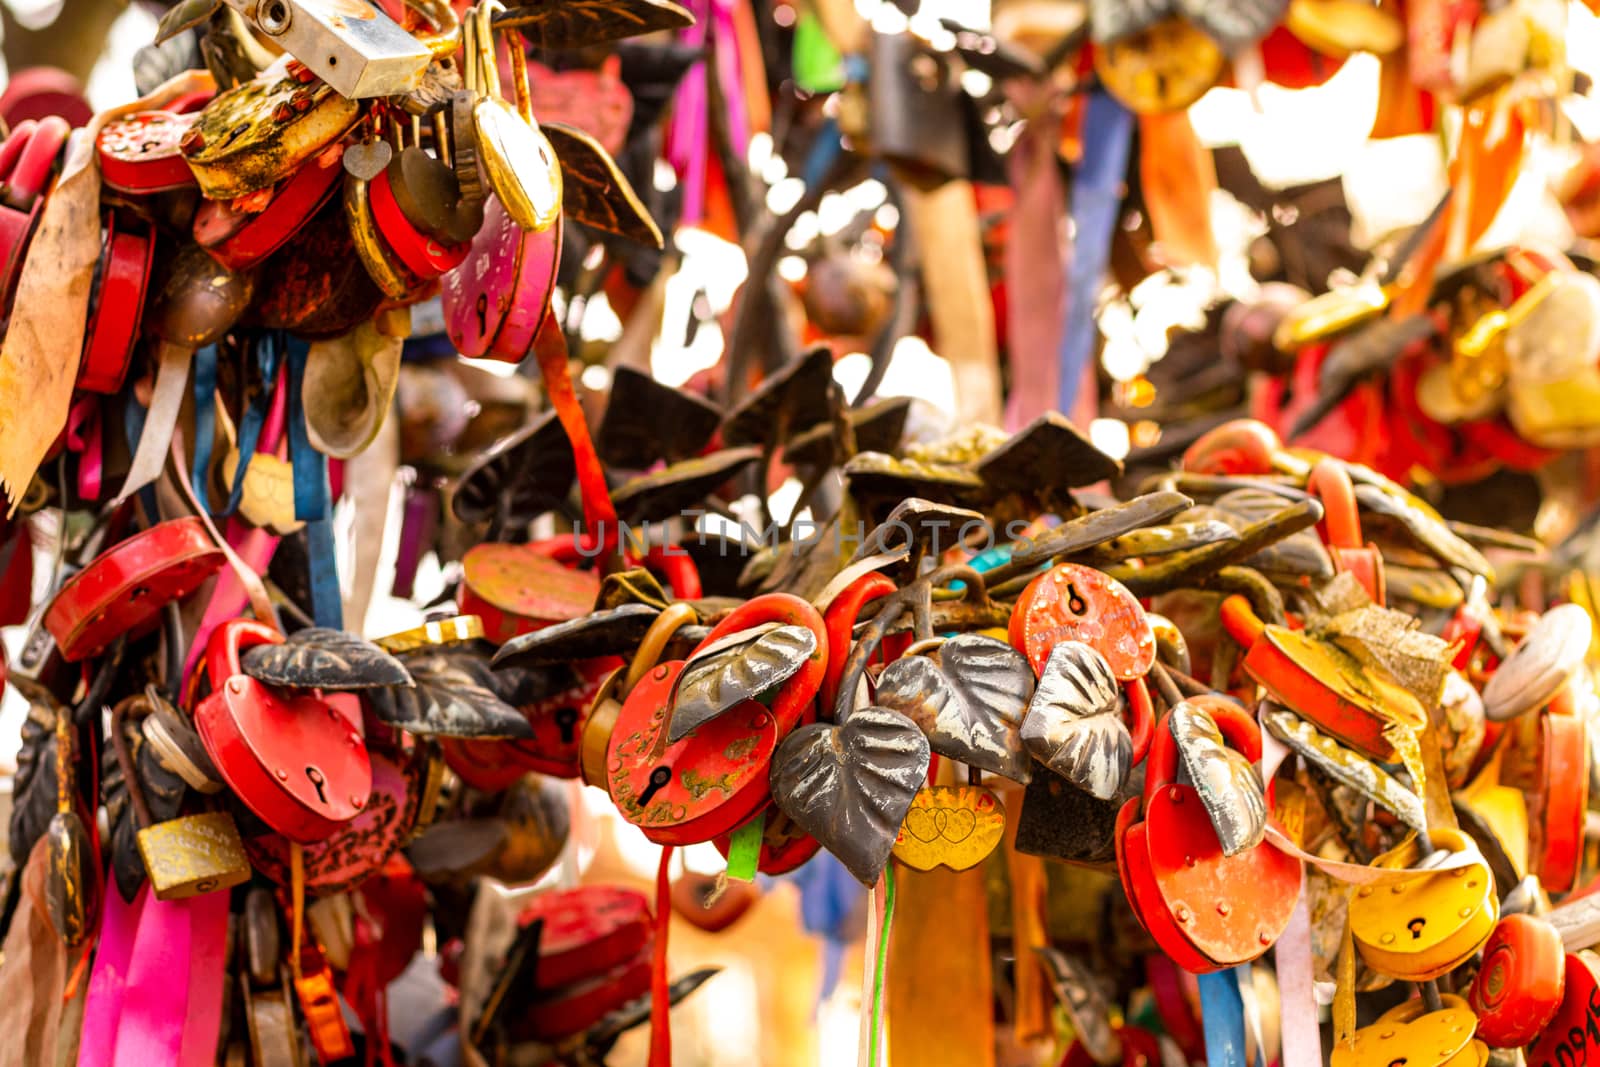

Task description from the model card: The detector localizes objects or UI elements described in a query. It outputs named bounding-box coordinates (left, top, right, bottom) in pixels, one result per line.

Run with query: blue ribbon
left=284, top=334, right=343, bottom=630
left=1198, top=968, right=1250, bottom=1067
left=223, top=335, right=285, bottom=518
left=1058, top=91, right=1134, bottom=416
left=189, top=344, right=219, bottom=503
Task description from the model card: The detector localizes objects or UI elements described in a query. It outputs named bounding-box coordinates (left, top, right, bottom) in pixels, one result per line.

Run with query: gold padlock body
left=1350, top=830, right=1499, bottom=981
left=137, top=811, right=252, bottom=901
left=580, top=670, right=625, bottom=792
left=1332, top=994, right=1487, bottom=1067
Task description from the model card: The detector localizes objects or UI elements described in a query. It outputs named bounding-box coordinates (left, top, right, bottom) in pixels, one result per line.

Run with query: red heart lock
left=193, top=143, right=346, bottom=271
left=76, top=211, right=156, bottom=395
left=714, top=805, right=822, bottom=876
left=609, top=593, right=827, bottom=845
left=1470, top=914, right=1566, bottom=1047
left=458, top=541, right=603, bottom=645
left=96, top=110, right=199, bottom=194
left=44, top=517, right=227, bottom=662
left=1526, top=953, right=1600, bottom=1067
left=1307, top=458, right=1386, bottom=604
left=516, top=886, right=654, bottom=989
left=1116, top=705, right=1301, bottom=971
left=194, top=620, right=373, bottom=844
left=1010, top=562, right=1156, bottom=682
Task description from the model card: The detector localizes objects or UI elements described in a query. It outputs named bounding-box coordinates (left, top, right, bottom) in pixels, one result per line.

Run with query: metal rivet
left=1169, top=787, right=1183, bottom=802
left=655, top=665, right=669, bottom=679
left=275, top=768, right=288, bottom=780
left=1459, top=907, right=1472, bottom=918
left=1217, top=902, right=1231, bottom=916
left=1358, top=886, right=1372, bottom=897
left=229, top=679, right=244, bottom=693
left=1259, top=930, right=1272, bottom=945
left=1174, top=905, right=1190, bottom=922
left=350, top=795, right=364, bottom=808
left=1380, top=932, right=1395, bottom=944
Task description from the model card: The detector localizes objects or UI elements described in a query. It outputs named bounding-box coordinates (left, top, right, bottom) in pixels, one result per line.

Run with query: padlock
left=579, top=603, right=699, bottom=789
left=671, top=869, right=759, bottom=932
left=1010, top=562, right=1157, bottom=681
left=891, top=784, right=1006, bottom=872
left=1331, top=993, right=1486, bottom=1067
left=868, top=31, right=970, bottom=184
left=192, top=139, right=345, bottom=271
left=219, top=0, right=434, bottom=100
left=290, top=935, right=355, bottom=1062
left=0, top=115, right=70, bottom=314
left=1469, top=914, right=1566, bottom=1047
left=1481, top=603, right=1592, bottom=722
left=96, top=109, right=200, bottom=194
left=1527, top=706, right=1590, bottom=893
left=76, top=211, right=156, bottom=396
left=1349, top=829, right=1499, bottom=981
left=44, top=703, right=98, bottom=947
left=713, top=806, right=821, bottom=876
left=610, top=594, right=828, bottom=845
left=249, top=196, right=385, bottom=337
left=461, top=1, right=562, bottom=234
left=43, top=517, right=227, bottom=663
left=1307, top=457, right=1386, bottom=603
left=343, top=154, right=426, bottom=302
left=1093, top=17, right=1225, bottom=114
left=458, top=542, right=602, bottom=644
left=1221, top=594, right=1427, bottom=761
left=109, top=695, right=250, bottom=900
left=515, top=885, right=654, bottom=989
left=440, top=188, right=562, bottom=362
left=193, top=619, right=373, bottom=844
left=1525, top=952, right=1600, bottom=1067
left=1505, top=270, right=1600, bottom=449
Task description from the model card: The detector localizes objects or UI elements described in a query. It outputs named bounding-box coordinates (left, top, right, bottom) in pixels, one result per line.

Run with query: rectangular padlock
left=136, top=810, right=252, bottom=900
left=221, top=0, right=432, bottom=99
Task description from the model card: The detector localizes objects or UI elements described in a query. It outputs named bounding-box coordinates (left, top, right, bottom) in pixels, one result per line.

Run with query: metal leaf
left=493, top=0, right=694, bottom=48
left=599, top=366, right=723, bottom=469
left=1262, top=706, right=1425, bottom=832
left=155, top=0, right=220, bottom=44
left=452, top=411, right=576, bottom=528
left=977, top=412, right=1122, bottom=493
left=1020, top=642, right=1130, bottom=801
left=720, top=347, right=837, bottom=448
left=770, top=706, right=930, bottom=886
left=843, top=452, right=985, bottom=507
left=667, top=625, right=817, bottom=742
left=1089, top=0, right=1175, bottom=44
left=493, top=604, right=660, bottom=670
left=369, top=651, right=533, bottom=739
left=9, top=700, right=58, bottom=870
left=874, top=635, right=1034, bottom=781
left=609, top=446, right=763, bottom=524
left=1175, top=0, right=1287, bottom=52
left=543, top=123, right=663, bottom=247
left=1351, top=480, right=1493, bottom=580
left=1168, top=702, right=1266, bottom=856
left=242, top=627, right=411, bottom=690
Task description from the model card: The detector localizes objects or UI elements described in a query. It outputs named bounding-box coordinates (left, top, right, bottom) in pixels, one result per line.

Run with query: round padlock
left=1010, top=562, right=1156, bottom=681
left=458, top=542, right=602, bottom=644
left=1526, top=953, right=1600, bottom=1067
left=1482, top=603, right=1592, bottom=722
left=97, top=110, right=199, bottom=194
left=1093, top=18, right=1224, bottom=115
left=1469, top=914, right=1566, bottom=1047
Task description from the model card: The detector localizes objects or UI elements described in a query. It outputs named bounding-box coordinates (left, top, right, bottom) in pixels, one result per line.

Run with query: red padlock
left=515, top=886, right=654, bottom=989
left=518, top=948, right=653, bottom=1041
left=1307, top=458, right=1385, bottom=603
left=1009, top=562, right=1156, bottom=681
left=77, top=211, right=156, bottom=395
left=194, top=620, right=373, bottom=844
left=96, top=110, right=200, bottom=194
left=367, top=168, right=470, bottom=279
left=1525, top=953, right=1600, bottom=1067
left=713, top=805, right=822, bottom=875
left=1116, top=706, right=1302, bottom=972
left=609, top=593, right=827, bottom=846
left=0, top=115, right=69, bottom=310
left=44, top=517, right=226, bottom=662
left=458, top=541, right=602, bottom=645
left=192, top=143, right=345, bottom=271
left=1469, top=914, right=1566, bottom=1047
left=1531, top=707, right=1590, bottom=894
left=820, top=571, right=898, bottom=713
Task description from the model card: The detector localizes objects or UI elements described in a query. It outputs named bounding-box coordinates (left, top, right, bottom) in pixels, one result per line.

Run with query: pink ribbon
left=666, top=0, right=748, bottom=226
left=65, top=397, right=103, bottom=501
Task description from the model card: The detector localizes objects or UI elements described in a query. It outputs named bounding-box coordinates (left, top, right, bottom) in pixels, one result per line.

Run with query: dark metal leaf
left=1351, top=480, right=1494, bottom=580
left=721, top=347, right=837, bottom=448
left=599, top=366, right=723, bottom=470
left=1168, top=702, right=1266, bottom=856
left=155, top=0, right=220, bottom=44
left=850, top=497, right=988, bottom=563
left=783, top=396, right=912, bottom=469
left=369, top=651, right=533, bottom=739
left=493, top=0, right=694, bottom=49
left=493, top=604, right=660, bottom=670
left=1020, top=642, right=1130, bottom=801
left=586, top=968, right=722, bottom=1057
left=242, top=628, right=411, bottom=690
left=610, top=447, right=763, bottom=524
left=770, top=706, right=930, bottom=885
left=596, top=567, right=673, bottom=611
left=1036, top=948, right=1122, bottom=1067
left=1089, top=0, right=1174, bottom=44
left=9, top=700, right=58, bottom=869
left=1262, top=706, right=1425, bottom=832
left=843, top=452, right=985, bottom=506
left=1205, top=492, right=1334, bottom=580
left=874, top=636, right=1034, bottom=781
left=543, top=122, right=663, bottom=247
left=667, top=625, right=818, bottom=742
left=977, top=412, right=1122, bottom=493
left=452, top=410, right=576, bottom=527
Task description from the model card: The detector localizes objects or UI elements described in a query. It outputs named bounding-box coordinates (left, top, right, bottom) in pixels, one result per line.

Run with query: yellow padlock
left=1331, top=994, right=1487, bottom=1067
left=1350, top=829, right=1499, bottom=981
left=579, top=603, right=699, bottom=790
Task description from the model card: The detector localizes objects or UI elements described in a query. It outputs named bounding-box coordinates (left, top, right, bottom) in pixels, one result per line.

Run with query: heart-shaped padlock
left=1330, top=993, right=1486, bottom=1067
left=458, top=541, right=603, bottom=644
left=1349, top=829, right=1499, bottom=981
left=193, top=620, right=373, bottom=844
left=1010, top=562, right=1157, bottom=681
left=891, top=784, right=1006, bottom=872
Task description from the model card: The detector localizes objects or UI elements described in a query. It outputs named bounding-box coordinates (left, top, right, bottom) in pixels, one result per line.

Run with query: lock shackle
left=821, top=572, right=898, bottom=714
left=1220, top=594, right=1266, bottom=649
left=1182, top=419, right=1303, bottom=478
left=621, top=603, right=698, bottom=698
left=0, top=120, right=38, bottom=186
left=109, top=693, right=156, bottom=830
left=473, top=1, right=503, bottom=104
left=691, top=592, right=828, bottom=723
left=204, top=618, right=284, bottom=697
left=405, top=0, right=462, bottom=58
left=1307, top=458, right=1362, bottom=551
left=6, top=114, right=68, bottom=210
left=1124, top=677, right=1156, bottom=769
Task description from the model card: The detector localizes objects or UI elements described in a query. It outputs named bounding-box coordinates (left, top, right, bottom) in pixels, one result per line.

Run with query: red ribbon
left=650, top=846, right=674, bottom=1067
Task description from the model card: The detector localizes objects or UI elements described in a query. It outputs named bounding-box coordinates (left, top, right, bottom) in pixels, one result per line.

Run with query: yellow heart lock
left=1332, top=994, right=1487, bottom=1067
left=892, top=785, right=1006, bottom=873
left=1350, top=829, right=1499, bottom=982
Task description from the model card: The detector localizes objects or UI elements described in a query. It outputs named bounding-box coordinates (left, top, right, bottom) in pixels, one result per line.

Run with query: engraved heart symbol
left=905, top=807, right=940, bottom=842
left=941, top=807, right=976, bottom=843
left=931, top=809, right=948, bottom=836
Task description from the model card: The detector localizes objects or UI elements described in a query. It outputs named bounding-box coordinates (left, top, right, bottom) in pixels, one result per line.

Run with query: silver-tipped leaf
left=242, top=627, right=412, bottom=690
left=1021, top=642, right=1130, bottom=800
left=874, top=634, right=1034, bottom=781
left=1168, top=701, right=1266, bottom=856
left=667, top=624, right=817, bottom=742
left=1262, top=706, right=1426, bottom=832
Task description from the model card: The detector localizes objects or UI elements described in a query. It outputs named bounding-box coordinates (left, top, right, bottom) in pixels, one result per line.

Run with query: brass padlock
left=44, top=703, right=97, bottom=947
left=112, top=697, right=250, bottom=900
left=579, top=603, right=699, bottom=789
left=1350, top=829, right=1499, bottom=981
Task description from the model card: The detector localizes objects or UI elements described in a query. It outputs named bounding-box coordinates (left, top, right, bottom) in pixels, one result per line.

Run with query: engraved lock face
left=137, top=810, right=251, bottom=900
left=182, top=69, right=360, bottom=200
left=1526, top=953, right=1600, bottom=1067
left=1011, top=563, right=1157, bottom=681
left=891, top=785, right=1006, bottom=872
left=1330, top=994, right=1482, bottom=1067
left=1350, top=834, right=1499, bottom=981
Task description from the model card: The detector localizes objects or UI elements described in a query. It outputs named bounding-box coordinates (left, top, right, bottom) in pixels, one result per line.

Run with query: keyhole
left=305, top=766, right=328, bottom=805
left=1066, top=583, right=1088, bottom=616
left=1407, top=917, right=1426, bottom=940
left=637, top=766, right=671, bottom=806
left=555, top=707, right=578, bottom=744
left=475, top=292, right=489, bottom=338
left=1389, top=1059, right=1408, bottom=1067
